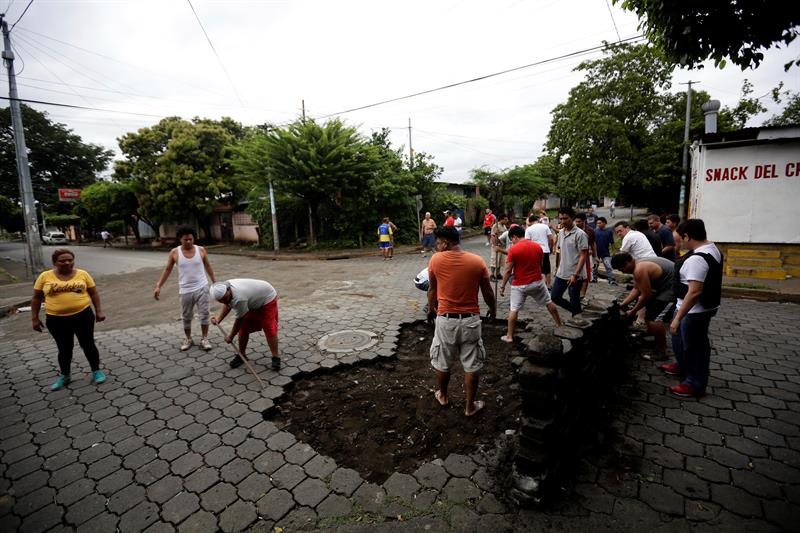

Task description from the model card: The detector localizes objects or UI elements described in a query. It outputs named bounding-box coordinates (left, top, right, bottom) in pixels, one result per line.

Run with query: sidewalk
left=0, top=236, right=797, bottom=531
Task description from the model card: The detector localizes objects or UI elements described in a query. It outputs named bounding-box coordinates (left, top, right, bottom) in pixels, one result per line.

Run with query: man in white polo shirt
left=525, top=214, right=554, bottom=287
left=614, top=220, right=657, bottom=260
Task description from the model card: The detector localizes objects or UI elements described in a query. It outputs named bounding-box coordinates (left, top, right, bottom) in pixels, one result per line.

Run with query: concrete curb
left=1, top=299, right=30, bottom=317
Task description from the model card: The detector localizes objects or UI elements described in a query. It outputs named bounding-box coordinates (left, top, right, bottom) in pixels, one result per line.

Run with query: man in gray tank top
left=611, top=252, right=675, bottom=360
left=154, top=226, right=217, bottom=351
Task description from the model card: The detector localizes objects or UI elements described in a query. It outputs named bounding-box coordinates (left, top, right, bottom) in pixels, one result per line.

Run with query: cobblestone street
left=1, top=237, right=798, bottom=532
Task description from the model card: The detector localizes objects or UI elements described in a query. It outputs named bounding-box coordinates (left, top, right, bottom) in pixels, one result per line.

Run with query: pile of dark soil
left=269, top=320, right=522, bottom=483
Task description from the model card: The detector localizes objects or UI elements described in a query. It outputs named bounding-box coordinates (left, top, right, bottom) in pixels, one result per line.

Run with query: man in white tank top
left=154, top=226, right=217, bottom=351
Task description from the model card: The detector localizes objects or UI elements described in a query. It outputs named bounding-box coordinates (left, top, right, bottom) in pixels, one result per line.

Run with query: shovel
left=214, top=323, right=265, bottom=388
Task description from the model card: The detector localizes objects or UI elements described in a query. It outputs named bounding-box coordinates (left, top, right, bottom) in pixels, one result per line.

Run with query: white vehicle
left=42, top=231, right=67, bottom=245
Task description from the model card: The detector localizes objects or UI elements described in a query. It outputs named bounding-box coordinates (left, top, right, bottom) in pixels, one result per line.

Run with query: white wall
left=691, top=140, right=800, bottom=243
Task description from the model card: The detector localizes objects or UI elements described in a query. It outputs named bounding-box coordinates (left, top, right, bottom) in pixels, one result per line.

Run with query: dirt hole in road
left=268, top=320, right=522, bottom=484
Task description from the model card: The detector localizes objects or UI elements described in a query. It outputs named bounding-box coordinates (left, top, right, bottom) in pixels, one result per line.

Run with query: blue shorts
left=422, top=234, right=436, bottom=248
left=379, top=241, right=393, bottom=249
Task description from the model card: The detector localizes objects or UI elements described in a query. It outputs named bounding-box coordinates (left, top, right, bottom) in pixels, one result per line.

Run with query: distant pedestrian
left=551, top=207, right=588, bottom=317
left=666, top=214, right=682, bottom=257
left=483, top=208, right=496, bottom=246
left=614, top=220, right=657, bottom=260
left=594, top=217, right=617, bottom=285
left=574, top=213, right=597, bottom=299
left=489, top=213, right=509, bottom=280
left=154, top=226, right=217, bottom=352
left=100, top=229, right=112, bottom=248
left=420, top=212, right=437, bottom=256
left=453, top=212, right=463, bottom=233
left=31, top=248, right=107, bottom=391
left=211, top=279, right=281, bottom=370
left=500, top=225, right=562, bottom=342
left=585, top=206, right=598, bottom=229
left=443, top=211, right=455, bottom=227
left=427, top=226, right=496, bottom=416
left=609, top=199, right=615, bottom=218
left=538, top=209, right=550, bottom=227
left=611, top=252, right=675, bottom=360
left=378, top=217, right=394, bottom=260
left=525, top=214, right=554, bottom=287
left=648, top=214, right=676, bottom=261
left=663, top=219, right=723, bottom=398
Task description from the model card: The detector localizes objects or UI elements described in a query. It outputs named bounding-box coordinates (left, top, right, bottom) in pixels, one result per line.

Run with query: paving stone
left=293, top=477, right=330, bottom=507
left=200, top=482, right=238, bottom=513
left=12, top=470, right=49, bottom=497
left=383, top=472, right=420, bottom=501
left=706, top=445, right=750, bottom=469
left=644, top=443, right=685, bottom=469
left=237, top=438, right=267, bottom=460
left=266, top=431, right=296, bottom=452
left=205, top=445, right=237, bottom=467
left=15, top=486, right=56, bottom=517
left=763, top=500, right=800, bottom=531
left=686, top=457, right=730, bottom=483
left=50, top=462, right=87, bottom=489
left=75, top=511, right=118, bottom=533
left=170, top=452, right=203, bottom=476
left=146, top=475, right=184, bottom=504
left=275, top=506, right=317, bottom=531
left=304, top=454, right=337, bottom=479
left=123, top=446, right=158, bottom=470
left=176, top=510, right=217, bottom=533
left=56, top=478, right=96, bottom=506
left=218, top=500, right=258, bottom=533
left=352, top=482, right=387, bottom=514
left=119, top=501, right=159, bottom=533
left=330, top=467, right=363, bottom=496
left=158, top=440, right=189, bottom=462
left=86, top=454, right=122, bottom=480
left=412, top=463, right=449, bottom=489
left=476, top=492, right=507, bottom=514
left=442, top=477, right=481, bottom=504
left=184, top=467, right=220, bottom=493
left=685, top=499, right=722, bottom=522
left=663, top=469, right=710, bottom=499
left=442, top=453, right=477, bottom=478
left=256, top=488, right=295, bottom=521
left=685, top=426, right=724, bottom=446
left=316, top=493, right=352, bottom=519
left=18, top=503, right=62, bottom=533
left=96, top=468, right=133, bottom=496
left=284, top=442, right=316, bottom=465
left=191, top=433, right=221, bottom=454
left=161, top=491, right=200, bottom=525
left=272, top=463, right=308, bottom=491
left=730, top=469, right=783, bottom=499
left=237, top=472, right=273, bottom=501
left=143, top=521, right=175, bottom=533
left=253, top=450, right=285, bottom=475
left=725, top=436, right=769, bottom=458
left=107, top=483, right=146, bottom=515
left=710, top=483, right=763, bottom=517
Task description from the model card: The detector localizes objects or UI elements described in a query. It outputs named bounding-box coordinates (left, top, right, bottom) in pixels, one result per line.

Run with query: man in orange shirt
left=427, top=226, right=497, bottom=416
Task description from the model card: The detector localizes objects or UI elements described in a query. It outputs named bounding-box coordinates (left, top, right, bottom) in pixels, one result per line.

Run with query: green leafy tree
left=74, top=181, right=144, bottom=240
left=545, top=43, right=674, bottom=204
left=616, top=0, right=800, bottom=70
left=115, top=117, right=245, bottom=239
left=764, top=89, right=800, bottom=126
left=0, top=194, right=23, bottom=233
left=0, top=105, right=112, bottom=207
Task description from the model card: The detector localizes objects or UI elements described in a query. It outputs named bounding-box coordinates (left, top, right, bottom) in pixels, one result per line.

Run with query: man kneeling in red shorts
left=210, top=279, right=281, bottom=370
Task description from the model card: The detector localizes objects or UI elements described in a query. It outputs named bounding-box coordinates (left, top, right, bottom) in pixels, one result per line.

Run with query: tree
left=545, top=43, right=674, bottom=204
left=468, top=163, right=552, bottom=220
left=0, top=194, right=23, bottom=233
left=0, top=105, right=112, bottom=207
left=615, top=0, right=800, bottom=70
left=74, top=181, right=144, bottom=241
left=115, top=117, right=246, bottom=239
left=764, top=90, right=800, bottom=126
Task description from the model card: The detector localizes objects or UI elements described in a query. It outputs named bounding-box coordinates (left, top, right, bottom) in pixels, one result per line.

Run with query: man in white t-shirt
left=525, top=214, right=554, bottom=287
left=453, top=213, right=463, bottom=233
left=614, top=220, right=657, bottom=260
left=661, top=219, right=723, bottom=399
left=211, top=279, right=281, bottom=371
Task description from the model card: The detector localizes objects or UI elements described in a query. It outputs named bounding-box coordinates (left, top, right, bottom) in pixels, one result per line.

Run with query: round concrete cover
left=318, top=330, right=379, bottom=353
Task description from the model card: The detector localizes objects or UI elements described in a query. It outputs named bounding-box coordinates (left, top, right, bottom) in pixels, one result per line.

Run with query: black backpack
left=673, top=250, right=724, bottom=309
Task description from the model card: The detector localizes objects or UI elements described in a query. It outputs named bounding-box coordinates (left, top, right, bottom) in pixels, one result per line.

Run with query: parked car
left=42, top=231, right=67, bottom=245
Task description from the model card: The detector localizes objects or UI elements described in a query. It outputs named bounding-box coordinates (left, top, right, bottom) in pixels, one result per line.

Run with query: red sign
left=58, top=189, right=81, bottom=202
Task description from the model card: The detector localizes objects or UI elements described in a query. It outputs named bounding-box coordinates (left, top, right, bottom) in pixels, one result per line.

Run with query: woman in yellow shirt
left=31, top=248, right=107, bottom=391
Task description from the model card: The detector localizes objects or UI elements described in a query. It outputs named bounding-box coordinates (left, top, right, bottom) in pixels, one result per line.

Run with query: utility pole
left=407, top=117, right=414, bottom=169
left=678, top=80, right=699, bottom=219
left=2, top=17, right=44, bottom=276
left=268, top=180, right=279, bottom=253
left=301, top=99, right=306, bottom=121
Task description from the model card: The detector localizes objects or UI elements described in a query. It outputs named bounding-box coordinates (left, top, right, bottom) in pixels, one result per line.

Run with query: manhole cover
left=318, top=330, right=378, bottom=353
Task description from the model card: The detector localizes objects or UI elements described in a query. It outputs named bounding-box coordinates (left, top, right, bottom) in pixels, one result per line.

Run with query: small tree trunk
left=307, top=203, right=316, bottom=245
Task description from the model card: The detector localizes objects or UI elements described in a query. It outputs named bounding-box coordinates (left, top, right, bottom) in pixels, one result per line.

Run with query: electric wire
left=604, top=0, right=622, bottom=42
left=185, top=0, right=245, bottom=106
left=12, top=40, right=93, bottom=106
left=0, top=94, right=169, bottom=118
left=314, top=35, right=643, bottom=120
left=9, top=0, right=31, bottom=30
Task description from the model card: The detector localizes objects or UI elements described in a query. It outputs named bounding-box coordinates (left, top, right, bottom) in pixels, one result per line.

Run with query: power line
left=9, top=0, right=32, bottom=30
left=604, top=0, right=622, bottom=42
left=0, top=94, right=168, bottom=118
left=185, top=0, right=244, bottom=107
left=12, top=40, right=93, bottom=106
left=4, top=0, right=16, bottom=15
left=315, top=35, right=643, bottom=119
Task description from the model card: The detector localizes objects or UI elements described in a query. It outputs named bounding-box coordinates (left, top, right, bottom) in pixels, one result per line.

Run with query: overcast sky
left=2, top=0, right=798, bottom=183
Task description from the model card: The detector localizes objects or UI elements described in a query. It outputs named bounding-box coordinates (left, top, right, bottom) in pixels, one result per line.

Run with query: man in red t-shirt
left=427, top=226, right=497, bottom=417
left=443, top=210, right=455, bottom=227
left=499, top=226, right=562, bottom=342
left=483, top=208, right=496, bottom=246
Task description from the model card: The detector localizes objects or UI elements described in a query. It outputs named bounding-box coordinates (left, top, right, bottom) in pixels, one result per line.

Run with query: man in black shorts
left=611, top=252, right=675, bottom=360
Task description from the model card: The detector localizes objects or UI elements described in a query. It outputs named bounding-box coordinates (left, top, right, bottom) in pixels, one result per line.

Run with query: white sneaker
left=500, top=335, right=513, bottom=343
left=200, top=337, right=212, bottom=351
left=180, top=338, right=193, bottom=351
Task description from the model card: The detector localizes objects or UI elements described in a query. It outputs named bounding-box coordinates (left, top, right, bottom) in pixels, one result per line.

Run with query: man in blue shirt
left=648, top=214, right=676, bottom=261
left=593, top=217, right=617, bottom=285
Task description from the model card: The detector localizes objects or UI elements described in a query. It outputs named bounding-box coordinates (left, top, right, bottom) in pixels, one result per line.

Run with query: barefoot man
left=154, top=226, right=216, bottom=352
left=427, top=226, right=496, bottom=416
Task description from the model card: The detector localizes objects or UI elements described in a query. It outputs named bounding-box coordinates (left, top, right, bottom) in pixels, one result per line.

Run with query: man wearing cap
left=210, top=279, right=281, bottom=370
left=427, top=226, right=496, bottom=417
